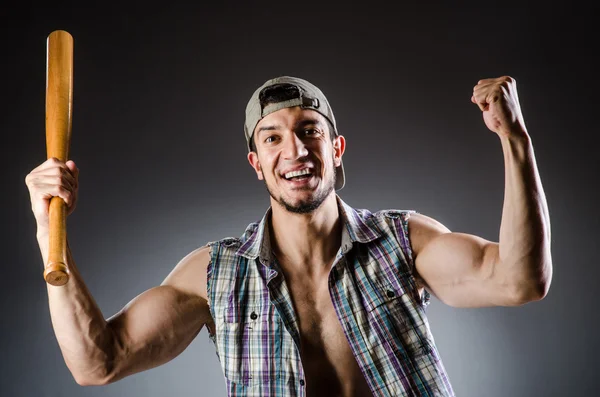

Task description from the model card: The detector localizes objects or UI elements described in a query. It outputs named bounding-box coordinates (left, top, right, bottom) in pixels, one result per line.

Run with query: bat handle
left=44, top=196, right=69, bottom=286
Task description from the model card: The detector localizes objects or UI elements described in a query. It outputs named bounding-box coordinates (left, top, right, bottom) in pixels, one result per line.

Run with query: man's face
left=247, top=107, right=345, bottom=214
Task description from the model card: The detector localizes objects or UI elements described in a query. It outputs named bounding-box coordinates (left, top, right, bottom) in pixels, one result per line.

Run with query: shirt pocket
left=217, top=304, right=282, bottom=386
left=364, top=279, right=433, bottom=360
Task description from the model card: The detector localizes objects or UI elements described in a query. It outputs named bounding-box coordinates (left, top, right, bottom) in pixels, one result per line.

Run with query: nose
left=282, top=133, right=308, bottom=160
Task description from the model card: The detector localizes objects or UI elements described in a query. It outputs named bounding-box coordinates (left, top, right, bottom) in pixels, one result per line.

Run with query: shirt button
left=250, top=311, right=258, bottom=320
left=386, top=290, right=395, bottom=298
left=299, top=379, right=305, bottom=386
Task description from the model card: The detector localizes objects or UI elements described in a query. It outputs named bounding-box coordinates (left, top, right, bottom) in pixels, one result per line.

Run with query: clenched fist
left=25, top=158, right=79, bottom=231
left=471, top=76, right=527, bottom=138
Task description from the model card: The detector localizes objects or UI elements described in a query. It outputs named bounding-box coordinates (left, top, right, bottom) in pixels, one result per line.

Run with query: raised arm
left=26, top=158, right=213, bottom=385
left=408, top=76, right=552, bottom=308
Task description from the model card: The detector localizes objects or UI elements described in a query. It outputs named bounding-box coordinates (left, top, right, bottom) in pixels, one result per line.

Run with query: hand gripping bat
left=44, top=30, right=73, bottom=286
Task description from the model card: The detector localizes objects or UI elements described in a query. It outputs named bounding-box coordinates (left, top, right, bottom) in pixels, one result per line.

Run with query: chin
left=280, top=186, right=334, bottom=214
left=265, top=174, right=336, bottom=214
left=280, top=197, right=324, bottom=214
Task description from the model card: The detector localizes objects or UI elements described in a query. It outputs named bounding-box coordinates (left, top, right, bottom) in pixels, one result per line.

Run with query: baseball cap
left=244, top=76, right=345, bottom=190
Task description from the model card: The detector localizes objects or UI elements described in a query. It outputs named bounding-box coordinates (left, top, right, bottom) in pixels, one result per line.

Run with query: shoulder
left=205, top=220, right=261, bottom=250
left=161, top=245, right=212, bottom=301
left=353, top=207, right=415, bottom=226
left=157, top=218, right=263, bottom=312
left=405, top=213, right=451, bottom=257
left=367, top=208, right=417, bottom=233
left=163, top=221, right=262, bottom=297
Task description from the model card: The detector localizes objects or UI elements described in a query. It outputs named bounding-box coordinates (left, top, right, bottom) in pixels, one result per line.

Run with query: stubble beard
left=264, top=157, right=337, bottom=214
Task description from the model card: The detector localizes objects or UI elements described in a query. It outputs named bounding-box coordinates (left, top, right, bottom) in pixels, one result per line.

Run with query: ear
left=247, top=151, right=264, bottom=180
left=332, top=135, right=346, bottom=167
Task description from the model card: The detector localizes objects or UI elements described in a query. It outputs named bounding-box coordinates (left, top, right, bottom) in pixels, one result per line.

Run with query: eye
left=265, top=135, right=277, bottom=143
left=304, top=128, right=319, bottom=136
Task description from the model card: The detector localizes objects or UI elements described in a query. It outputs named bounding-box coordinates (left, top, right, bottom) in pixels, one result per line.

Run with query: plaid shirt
left=206, top=196, right=454, bottom=396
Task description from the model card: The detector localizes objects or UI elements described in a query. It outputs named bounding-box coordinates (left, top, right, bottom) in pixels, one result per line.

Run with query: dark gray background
left=3, top=2, right=598, bottom=396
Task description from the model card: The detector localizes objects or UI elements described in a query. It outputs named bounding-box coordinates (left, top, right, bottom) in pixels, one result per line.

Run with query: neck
left=269, top=193, right=343, bottom=276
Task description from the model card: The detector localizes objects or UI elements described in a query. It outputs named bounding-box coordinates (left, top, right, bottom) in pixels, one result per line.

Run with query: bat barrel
left=45, top=30, right=73, bottom=286
left=46, top=30, right=73, bottom=160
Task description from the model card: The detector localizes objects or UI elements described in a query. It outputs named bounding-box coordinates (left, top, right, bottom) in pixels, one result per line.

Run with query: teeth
left=284, top=168, right=311, bottom=179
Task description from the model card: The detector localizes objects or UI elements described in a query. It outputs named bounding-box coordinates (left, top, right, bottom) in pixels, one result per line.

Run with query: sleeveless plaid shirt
left=205, top=196, right=455, bottom=396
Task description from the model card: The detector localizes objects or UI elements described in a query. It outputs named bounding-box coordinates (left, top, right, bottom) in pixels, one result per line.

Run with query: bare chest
left=285, top=272, right=373, bottom=397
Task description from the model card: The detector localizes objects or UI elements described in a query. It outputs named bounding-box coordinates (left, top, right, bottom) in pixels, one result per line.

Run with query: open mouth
left=281, top=168, right=314, bottom=183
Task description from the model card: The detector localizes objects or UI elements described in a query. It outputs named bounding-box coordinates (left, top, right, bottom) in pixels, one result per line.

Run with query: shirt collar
left=236, top=195, right=383, bottom=261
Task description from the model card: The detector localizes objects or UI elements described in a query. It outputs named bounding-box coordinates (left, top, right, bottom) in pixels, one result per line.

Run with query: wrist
left=36, top=226, right=49, bottom=241
left=500, top=131, right=533, bottom=163
left=36, top=231, right=50, bottom=266
left=498, top=122, right=529, bottom=142
left=500, top=127, right=531, bottom=145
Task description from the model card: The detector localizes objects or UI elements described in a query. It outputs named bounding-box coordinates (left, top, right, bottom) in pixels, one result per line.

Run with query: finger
left=32, top=166, right=77, bottom=188
left=65, top=160, right=79, bottom=178
left=29, top=157, right=70, bottom=176
left=472, top=82, right=495, bottom=109
left=35, top=183, right=75, bottom=206
left=472, top=91, right=488, bottom=111
left=477, top=78, right=495, bottom=85
left=471, top=95, right=485, bottom=109
left=65, top=160, right=79, bottom=186
left=473, top=80, right=495, bottom=92
left=478, top=77, right=506, bottom=85
left=27, top=171, right=77, bottom=196
left=45, top=157, right=69, bottom=169
left=32, top=159, right=75, bottom=178
left=473, top=82, right=495, bottom=95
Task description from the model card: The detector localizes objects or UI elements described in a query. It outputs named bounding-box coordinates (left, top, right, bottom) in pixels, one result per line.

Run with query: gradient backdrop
left=3, top=2, right=598, bottom=397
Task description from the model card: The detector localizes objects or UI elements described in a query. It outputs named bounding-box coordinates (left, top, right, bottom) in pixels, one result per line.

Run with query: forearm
left=497, top=132, right=552, bottom=301
left=37, top=228, right=116, bottom=385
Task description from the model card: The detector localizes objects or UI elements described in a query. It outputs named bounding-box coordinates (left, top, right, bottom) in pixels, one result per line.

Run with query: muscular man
left=25, top=76, right=552, bottom=396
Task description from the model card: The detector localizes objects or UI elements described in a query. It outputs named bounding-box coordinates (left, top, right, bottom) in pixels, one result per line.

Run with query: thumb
left=472, top=96, right=487, bottom=112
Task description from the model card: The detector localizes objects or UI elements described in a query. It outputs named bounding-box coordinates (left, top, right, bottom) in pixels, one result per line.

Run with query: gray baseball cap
left=244, top=76, right=345, bottom=190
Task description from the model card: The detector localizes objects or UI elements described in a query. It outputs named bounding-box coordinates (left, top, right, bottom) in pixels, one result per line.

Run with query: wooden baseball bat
left=44, top=30, right=73, bottom=286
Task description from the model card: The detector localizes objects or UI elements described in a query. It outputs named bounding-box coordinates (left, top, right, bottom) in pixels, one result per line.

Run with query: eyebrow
left=295, top=118, right=324, bottom=129
left=256, top=118, right=325, bottom=137
left=256, top=124, right=281, bottom=135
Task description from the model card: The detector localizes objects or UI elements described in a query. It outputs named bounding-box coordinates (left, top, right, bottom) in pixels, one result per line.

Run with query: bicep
left=408, top=213, right=509, bottom=308
left=104, top=246, right=212, bottom=382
